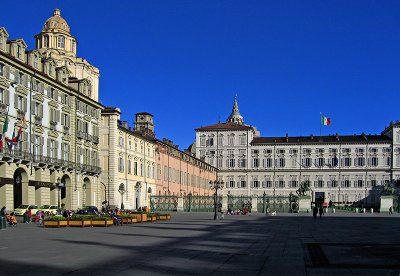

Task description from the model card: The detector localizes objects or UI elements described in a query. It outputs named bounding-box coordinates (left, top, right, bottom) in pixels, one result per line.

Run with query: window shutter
left=54, top=89, right=58, bottom=101
left=23, top=98, right=27, bottom=112
left=56, top=110, right=60, bottom=122
left=14, top=94, right=18, bottom=109
left=47, top=139, right=50, bottom=157
left=39, top=83, right=44, bottom=94
left=60, top=112, right=64, bottom=125
left=5, top=89, right=9, bottom=105
left=14, top=71, right=19, bottom=83
left=39, top=104, right=43, bottom=117
left=4, top=65, right=10, bottom=78
left=31, top=102, right=36, bottom=115
left=22, top=75, right=27, bottom=87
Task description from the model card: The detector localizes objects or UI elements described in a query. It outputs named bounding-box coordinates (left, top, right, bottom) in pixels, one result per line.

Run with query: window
left=357, top=179, right=364, bottom=188
left=58, top=36, right=65, bottom=49
left=238, top=158, right=246, bottom=168
left=277, top=158, right=285, bottom=168
left=315, top=178, right=324, bottom=188
left=277, top=178, right=285, bottom=188
left=264, top=158, right=272, bottom=168
left=317, top=158, right=324, bottom=167
left=239, top=135, right=246, bottom=145
left=17, top=45, right=22, bottom=59
left=218, top=136, right=223, bottom=146
left=140, top=163, right=144, bottom=176
left=134, top=162, right=138, bottom=175
left=385, top=157, right=391, bottom=166
left=369, top=157, right=378, bottom=167
left=383, top=148, right=391, bottom=153
left=252, top=158, right=259, bottom=168
left=61, top=143, right=69, bottom=161
left=228, top=177, right=235, bottom=188
left=252, top=149, right=259, bottom=155
left=119, top=137, right=124, bottom=147
left=228, top=135, right=234, bottom=146
left=303, top=149, right=311, bottom=155
left=227, top=159, right=235, bottom=168
left=239, top=179, right=246, bottom=188
left=302, top=158, right=311, bottom=168
left=48, top=139, right=57, bottom=159
left=264, top=149, right=272, bottom=154
left=355, top=157, right=365, bottom=167
left=343, top=157, right=351, bottom=167
left=0, top=36, right=3, bottom=50
left=33, top=135, right=43, bottom=157
left=263, top=179, right=272, bottom=188
left=118, top=157, right=124, bottom=172
left=206, top=137, right=214, bottom=146
left=356, top=148, right=364, bottom=154
left=14, top=95, right=27, bottom=112
left=290, top=179, right=298, bottom=188
left=44, top=36, right=49, bottom=47
left=0, top=88, right=10, bottom=105
left=329, top=180, right=338, bottom=188
left=200, top=136, right=206, bottom=146
left=217, top=158, right=223, bottom=168
left=277, top=149, right=285, bottom=154
left=128, top=160, right=132, bottom=174
left=342, top=178, right=350, bottom=188
left=342, top=148, right=351, bottom=153
left=252, top=177, right=260, bottom=188
left=329, top=157, right=338, bottom=167
left=316, top=148, right=324, bottom=154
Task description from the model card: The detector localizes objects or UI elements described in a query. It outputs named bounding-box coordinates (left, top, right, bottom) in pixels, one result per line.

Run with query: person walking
left=319, top=205, right=324, bottom=219
left=389, top=206, right=393, bottom=215
left=313, top=205, right=318, bottom=219
left=0, top=206, right=6, bottom=216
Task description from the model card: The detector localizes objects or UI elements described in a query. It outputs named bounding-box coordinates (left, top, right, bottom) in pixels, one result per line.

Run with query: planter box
left=147, top=216, right=156, bottom=222
left=120, top=218, right=130, bottom=224
left=130, top=214, right=147, bottom=222
left=43, top=220, right=68, bottom=228
left=68, top=220, right=92, bottom=227
left=157, top=214, right=171, bottom=220
left=91, top=220, right=113, bottom=227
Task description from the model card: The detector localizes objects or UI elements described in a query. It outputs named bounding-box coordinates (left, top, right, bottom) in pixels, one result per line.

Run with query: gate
left=184, top=195, right=222, bottom=212
left=150, top=195, right=178, bottom=212
left=228, top=195, right=252, bottom=211
left=257, top=194, right=297, bottom=213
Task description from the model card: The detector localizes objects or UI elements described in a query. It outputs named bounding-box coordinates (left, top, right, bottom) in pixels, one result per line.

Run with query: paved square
left=0, top=211, right=400, bottom=275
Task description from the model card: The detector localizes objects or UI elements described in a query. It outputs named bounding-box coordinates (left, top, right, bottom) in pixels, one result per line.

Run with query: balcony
left=17, top=109, right=25, bottom=118
left=63, top=125, right=70, bottom=134
left=77, top=131, right=85, bottom=139
left=92, top=136, right=99, bottom=144
left=0, top=103, right=7, bottom=114
left=85, top=133, right=92, bottom=142
left=50, top=121, right=57, bottom=131
left=1, top=149, right=31, bottom=164
left=34, top=115, right=42, bottom=125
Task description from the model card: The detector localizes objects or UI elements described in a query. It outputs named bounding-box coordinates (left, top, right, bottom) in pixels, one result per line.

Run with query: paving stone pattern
left=0, top=211, right=399, bottom=275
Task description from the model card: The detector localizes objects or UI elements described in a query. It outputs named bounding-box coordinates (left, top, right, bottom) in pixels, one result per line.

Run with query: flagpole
left=319, top=112, right=322, bottom=138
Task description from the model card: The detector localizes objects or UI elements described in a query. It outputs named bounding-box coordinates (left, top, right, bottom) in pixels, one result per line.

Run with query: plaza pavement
left=0, top=211, right=399, bottom=275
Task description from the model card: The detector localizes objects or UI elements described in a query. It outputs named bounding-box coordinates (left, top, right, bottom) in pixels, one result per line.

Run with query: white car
left=13, top=205, right=39, bottom=216
left=38, top=205, right=58, bottom=215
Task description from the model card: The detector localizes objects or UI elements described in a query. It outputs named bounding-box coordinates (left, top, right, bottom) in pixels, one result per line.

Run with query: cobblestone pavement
left=0, top=211, right=399, bottom=275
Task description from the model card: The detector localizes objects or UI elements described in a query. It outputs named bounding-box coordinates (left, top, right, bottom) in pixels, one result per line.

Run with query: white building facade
left=196, top=97, right=399, bottom=207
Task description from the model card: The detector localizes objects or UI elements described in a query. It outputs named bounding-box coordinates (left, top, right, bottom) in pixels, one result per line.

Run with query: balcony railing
left=92, top=136, right=99, bottom=144
left=63, top=126, right=70, bottom=134
left=77, top=131, right=85, bottom=139
left=34, top=115, right=42, bottom=125
left=0, top=103, right=7, bottom=114
left=1, top=151, right=100, bottom=174
left=50, top=121, right=58, bottom=130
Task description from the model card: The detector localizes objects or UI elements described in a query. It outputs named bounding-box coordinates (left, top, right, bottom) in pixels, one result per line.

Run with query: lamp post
left=82, top=183, right=87, bottom=207
left=56, top=177, right=64, bottom=214
left=118, top=183, right=126, bottom=210
left=209, top=179, right=224, bottom=220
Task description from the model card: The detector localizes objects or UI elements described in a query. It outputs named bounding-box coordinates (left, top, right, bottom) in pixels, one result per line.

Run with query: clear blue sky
left=3, top=1, right=400, bottom=148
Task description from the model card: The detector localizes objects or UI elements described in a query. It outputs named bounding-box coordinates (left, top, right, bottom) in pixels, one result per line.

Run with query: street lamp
left=209, top=179, right=224, bottom=220
left=82, top=183, right=87, bottom=207
left=56, top=177, right=64, bottom=214
left=118, top=183, right=126, bottom=210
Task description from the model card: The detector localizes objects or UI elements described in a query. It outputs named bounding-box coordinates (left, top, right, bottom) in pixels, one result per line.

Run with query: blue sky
left=2, top=1, right=400, bottom=148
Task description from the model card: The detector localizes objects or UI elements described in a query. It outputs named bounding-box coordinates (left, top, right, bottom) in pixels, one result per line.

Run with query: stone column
left=0, top=184, right=13, bottom=211
left=251, top=197, right=258, bottom=213
left=177, top=196, right=184, bottom=212
left=221, top=196, right=228, bottom=212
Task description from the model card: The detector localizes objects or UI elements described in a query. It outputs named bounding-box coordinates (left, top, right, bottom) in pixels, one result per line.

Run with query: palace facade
left=0, top=9, right=102, bottom=211
left=195, top=97, right=399, bottom=207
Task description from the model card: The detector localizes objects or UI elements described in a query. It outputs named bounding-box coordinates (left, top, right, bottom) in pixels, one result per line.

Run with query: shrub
left=44, top=216, right=66, bottom=221
left=91, top=216, right=112, bottom=221
left=117, top=214, right=131, bottom=218
left=70, top=214, right=95, bottom=220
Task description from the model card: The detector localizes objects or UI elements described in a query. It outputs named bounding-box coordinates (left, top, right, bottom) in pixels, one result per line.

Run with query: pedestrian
left=389, top=206, right=393, bottom=215
left=0, top=206, right=6, bottom=216
left=27, top=208, right=32, bottom=223
left=313, top=206, right=318, bottom=219
left=319, top=205, right=324, bottom=219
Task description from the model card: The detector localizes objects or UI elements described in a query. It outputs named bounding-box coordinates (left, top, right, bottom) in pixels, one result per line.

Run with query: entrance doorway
left=13, top=171, right=23, bottom=209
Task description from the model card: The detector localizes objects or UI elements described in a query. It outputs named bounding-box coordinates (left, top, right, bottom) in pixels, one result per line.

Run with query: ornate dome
left=42, top=9, right=70, bottom=34
left=227, top=95, right=244, bottom=125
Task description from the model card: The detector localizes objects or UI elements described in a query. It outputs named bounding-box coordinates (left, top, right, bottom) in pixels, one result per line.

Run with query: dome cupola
left=42, top=9, right=71, bottom=34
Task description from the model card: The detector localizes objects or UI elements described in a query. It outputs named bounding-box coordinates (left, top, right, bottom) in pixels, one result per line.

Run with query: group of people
left=313, top=205, right=325, bottom=219
left=226, top=208, right=251, bottom=215
left=1, top=206, right=17, bottom=226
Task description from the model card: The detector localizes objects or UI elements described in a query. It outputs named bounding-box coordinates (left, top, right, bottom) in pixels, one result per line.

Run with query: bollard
left=363, top=208, right=366, bottom=213
left=371, top=208, right=374, bottom=214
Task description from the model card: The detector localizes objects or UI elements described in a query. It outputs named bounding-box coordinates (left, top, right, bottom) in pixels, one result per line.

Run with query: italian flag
left=321, top=115, right=331, bottom=126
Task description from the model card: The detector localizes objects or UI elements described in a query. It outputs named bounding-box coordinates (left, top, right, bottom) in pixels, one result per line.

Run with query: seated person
left=7, top=212, right=17, bottom=226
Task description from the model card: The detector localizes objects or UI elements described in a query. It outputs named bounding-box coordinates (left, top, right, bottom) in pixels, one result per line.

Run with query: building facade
left=0, top=10, right=102, bottom=211
left=99, top=109, right=157, bottom=209
left=155, top=138, right=217, bottom=196
left=195, top=97, right=399, bottom=207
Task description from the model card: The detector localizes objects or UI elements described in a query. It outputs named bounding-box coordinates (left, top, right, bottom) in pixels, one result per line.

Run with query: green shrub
left=91, top=216, right=112, bottom=221
left=70, top=214, right=95, bottom=220
left=44, top=216, right=66, bottom=221
left=117, top=214, right=131, bottom=218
